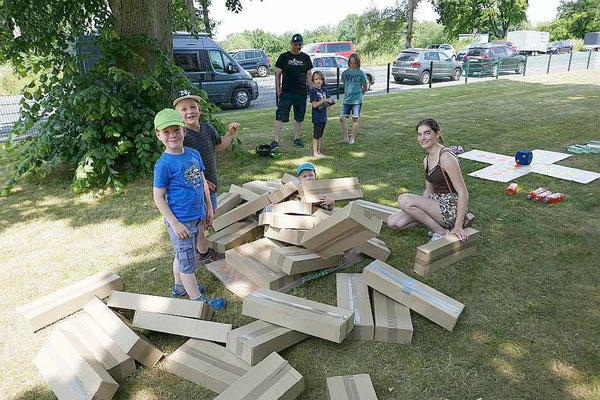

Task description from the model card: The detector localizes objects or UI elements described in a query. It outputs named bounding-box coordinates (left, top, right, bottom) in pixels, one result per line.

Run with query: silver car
left=308, top=53, right=375, bottom=92
left=392, top=49, right=463, bottom=84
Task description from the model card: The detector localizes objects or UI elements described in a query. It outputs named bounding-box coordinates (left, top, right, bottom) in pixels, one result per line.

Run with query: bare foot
left=337, top=139, right=350, bottom=144
left=315, top=153, right=327, bottom=159
left=349, top=138, right=355, bottom=144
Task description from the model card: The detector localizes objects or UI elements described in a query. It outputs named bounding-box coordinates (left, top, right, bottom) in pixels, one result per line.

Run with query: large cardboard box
left=362, top=260, right=464, bottom=331
left=83, top=296, right=164, bottom=367
left=266, top=200, right=313, bottom=215
left=371, top=289, right=413, bottom=344
left=229, top=184, right=260, bottom=202
left=301, top=202, right=383, bottom=259
left=312, top=207, right=334, bottom=224
left=167, top=339, right=251, bottom=394
left=215, top=192, right=241, bottom=218
left=297, top=177, right=362, bottom=203
left=258, top=212, right=317, bottom=230
left=60, top=313, right=136, bottom=381
left=17, top=270, right=123, bottom=332
left=414, top=228, right=479, bottom=276
left=107, top=290, right=212, bottom=320
left=132, top=311, right=231, bottom=343
left=214, top=352, right=304, bottom=400
left=263, top=226, right=306, bottom=246
left=281, top=173, right=298, bottom=185
left=356, top=237, right=391, bottom=262
left=213, top=193, right=271, bottom=231
left=243, top=288, right=354, bottom=343
left=205, top=259, right=258, bottom=299
left=336, top=274, right=374, bottom=341
left=270, top=246, right=344, bottom=275
left=354, top=199, right=399, bottom=224
left=207, top=219, right=263, bottom=253
left=268, top=180, right=298, bottom=204
left=34, top=328, right=119, bottom=400
left=326, top=374, right=378, bottom=400
left=226, top=320, right=308, bottom=366
left=243, top=179, right=283, bottom=195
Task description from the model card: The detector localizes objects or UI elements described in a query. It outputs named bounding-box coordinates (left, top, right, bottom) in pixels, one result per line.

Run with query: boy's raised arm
left=216, top=122, right=240, bottom=151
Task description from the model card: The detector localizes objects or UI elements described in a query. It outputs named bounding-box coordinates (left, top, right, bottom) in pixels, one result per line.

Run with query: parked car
left=464, top=44, right=526, bottom=76
left=426, top=44, right=456, bottom=59
left=308, top=53, right=375, bottom=92
left=456, top=42, right=485, bottom=61
left=583, top=32, right=600, bottom=51
left=228, top=49, right=271, bottom=77
left=489, top=40, right=518, bottom=52
left=546, top=41, right=573, bottom=54
left=302, top=42, right=354, bottom=59
left=392, top=49, right=463, bottom=84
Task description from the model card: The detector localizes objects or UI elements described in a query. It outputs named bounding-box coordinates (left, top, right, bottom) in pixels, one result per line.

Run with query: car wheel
left=232, top=88, right=251, bottom=109
left=451, top=68, right=462, bottom=81
left=491, top=65, right=498, bottom=77
left=257, top=65, right=269, bottom=77
left=394, top=76, right=404, bottom=83
left=515, top=62, right=525, bottom=75
left=419, top=70, right=431, bottom=85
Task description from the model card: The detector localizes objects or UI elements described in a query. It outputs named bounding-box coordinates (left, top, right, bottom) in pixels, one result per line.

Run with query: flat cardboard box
left=206, top=259, right=258, bottom=299
left=207, top=219, right=263, bottom=253
left=281, top=173, right=299, bottom=185
left=214, top=352, right=304, bottom=400
left=60, top=313, right=136, bottom=381
left=34, top=328, right=119, bottom=400
left=258, top=212, right=317, bottom=230
left=414, top=228, right=479, bottom=276
left=356, top=237, right=391, bottom=262
left=17, top=270, right=123, bottom=332
left=242, top=179, right=283, bottom=195
left=113, top=312, right=165, bottom=367
left=371, top=289, right=413, bottom=344
left=354, top=199, right=399, bottom=224
left=362, top=260, right=464, bottom=331
left=107, top=290, right=212, bottom=320
left=213, top=193, right=271, bottom=231
left=267, top=180, right=298, bottom=204
left=297, top=177, right=362, bottom=203
left=229, top=184, right=260, bottom=202
left=270, top=246, right=344, bottom=275
left=326, top=374, right=378, bottom=400
left=215, top=192, right=241, bottom=218
left=336, top=274, right=374, bottom=341
left=266, top=200, right=314, bottom=215
left=84, top=296, right=164, bottom=367
left=227, top=320, right=308, bottom=366
left=312, top=207, right=334, bottom=224
left=167, top=339, right=251, bottom=394
left=301, top=201, right=383, bottom=259
left=133, top=310, right=231, bottom=343
left=243, top=288, right=354, bottom=343
left=263, top=226, right=307, bottom=246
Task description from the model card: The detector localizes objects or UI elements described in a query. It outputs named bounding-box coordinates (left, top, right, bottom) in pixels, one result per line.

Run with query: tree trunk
left=199, top=0, right=212, bottom=37
left=186, top=0, right=198, bottom=32
left=405, top=0, right=418, bottom=48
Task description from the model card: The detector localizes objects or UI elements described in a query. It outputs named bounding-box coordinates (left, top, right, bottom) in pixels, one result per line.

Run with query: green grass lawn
left=1, top=70, right=599, bottom=400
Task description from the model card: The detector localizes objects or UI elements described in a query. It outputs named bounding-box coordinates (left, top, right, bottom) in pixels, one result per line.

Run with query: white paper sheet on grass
left=531, top=164, right=600, bottom=184
left=468, top=162, right=533, bottom=182
left=530, top=150, right=571, bottom=164
left=459, top=150, right=514, bottom=164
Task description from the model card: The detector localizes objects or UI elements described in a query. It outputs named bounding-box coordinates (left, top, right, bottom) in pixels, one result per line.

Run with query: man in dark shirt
left=272, top=33, right=313, bottom=150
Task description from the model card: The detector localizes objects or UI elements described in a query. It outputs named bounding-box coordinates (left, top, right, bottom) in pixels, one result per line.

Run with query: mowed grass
left=1, top=70, right=599, bottom=400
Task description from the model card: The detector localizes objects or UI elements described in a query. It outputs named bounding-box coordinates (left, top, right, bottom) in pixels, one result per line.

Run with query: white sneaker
left=429, top=230, right=450, bottom=242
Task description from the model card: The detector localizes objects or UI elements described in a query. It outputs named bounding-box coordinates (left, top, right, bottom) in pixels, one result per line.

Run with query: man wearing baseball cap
left=271, top=33, right=313, bottom=150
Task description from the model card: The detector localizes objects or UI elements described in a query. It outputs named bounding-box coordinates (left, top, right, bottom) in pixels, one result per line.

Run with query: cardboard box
left=243, top=288, right=354, bottom=343
left=213, top=193, right=271, bottom=231
left=354, top=199, right=399, bottom=224
left=336, top=274, right=374, bottom=341
left=312, top=207, right=334, bottom=224
left=83, top=296, right=164, bottom=367
left=281, top=173, right=299, bottom=185
left=326, top=374, right=378, bottom=400
left=17, top=270, right=123, bottom=332
left=60, top=313, right=136, bottom=381
left=215, top=192, right=241, bottom=218
left=355, top=237, right=391, bottom=262
left=362, top=260, right=464, bottom=331
left=207, top=219, right=263, bottom=253
left=205, top=259, right=258, bottom=299
left=267, top=180, right=298, bottom=204
left=34, top=328, right=119, bottom=400
left=133, top=311, right=231, bottom=343
left=301, top=202, right=383, bottom=259
left=226, top=320, right=308, bottom=366
left=113, top=312, right=165, bottom=367
left=414, top=228, right=479, bottom=276
left=107, top=290, right=212, bottom=320
left=270, top=246, right=344, bottom=275
left=225, top=238, right=299, bottom=290
left=214, top=352, right=304, bottom=400
left=229, top=184, right=260, bottom=202
left=266, top=200, right=314, bottom=215
left=371, top=289, right=413, bottom=344
left=258, top=212, right=318, bottom=230
left=167, top=339, right=251, bottom=394
left=297, top=177, right=362, bottom=203
left=243, top=179, right=283, bottom=195
left=263, top=226, right=306, bottom=246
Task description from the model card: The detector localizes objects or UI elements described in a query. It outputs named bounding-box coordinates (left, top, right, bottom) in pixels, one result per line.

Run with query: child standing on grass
left=339, top=53, right=368, bottom=144
left=309, top=71, right=334, bottom=158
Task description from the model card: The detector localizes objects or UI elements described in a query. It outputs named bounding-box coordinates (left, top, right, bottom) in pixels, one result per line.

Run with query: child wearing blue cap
left=297, top=163, right=335, bottom=209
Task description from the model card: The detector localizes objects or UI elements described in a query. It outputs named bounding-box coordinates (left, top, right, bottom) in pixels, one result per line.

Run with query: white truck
left=506, top=31, right=550, bottom=55
left=583, top=32, right=600, bottom=51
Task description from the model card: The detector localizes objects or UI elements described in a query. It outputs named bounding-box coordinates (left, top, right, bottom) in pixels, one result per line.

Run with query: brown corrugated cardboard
left=207, top=219, right=263, bottom=253
left=242, top=288, right=354, bottom=343
left=243, top=179, right=283, bottom=195
left=414, top=228, right=479, bottom=276
left=312, top=207, right=334, bottom=224
left=270, top=246, right=344, bottom=275
left=301, top=202, right=383, bottom=259
left=34, top=328, right=119, bottom=400
left=113, top=312, right=165, bottom=368
left=214, top=352, right=304, bottom=400
left=215, top=192, right=241, bottom=218
left=363, top=260, right=464, bottom=331
left=371, top=289, right=413, bottom=344
left=354, top=199, right=399, bottom=224
left=17, top=270, right=123, bottom=332
left=267, top=180, right=298, bottom=204
left=258, top=212, right=317, bottom=230
left=297, top=177, right=362, bottom=203
left=263, top=226, right=306, bottom=246
left=281, top=173, right=299, bottom=185
left=266, top=200, right=313, bottom=215
left=83, top=296, right=164, bottom=367
left=133, top=310, right=231, bottom=343
left=107, top=290, right=212, bottom=320
left=229, top=184, right=260, bottom=202
left=326, top=374, right=378, bottom=400
left=60, top=314, right=136, bottom=381
left=205, top=259, right=258, bottom=299
left=336, top=274, right=374, bottom=341
left=213, top=193, right=271, bottom=231
left=355, top=237, right=391, bottom=261
left=167, top=339, right=251, bottom=394
left=226, top=320, right=308, bottom=366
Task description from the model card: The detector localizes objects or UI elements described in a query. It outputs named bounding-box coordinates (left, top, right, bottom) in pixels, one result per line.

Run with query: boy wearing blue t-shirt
left=309, top=71, right=334, bottom=158
left=339, top=53, right=368, bottom=145
left=152, top=108, right=214, bottom=301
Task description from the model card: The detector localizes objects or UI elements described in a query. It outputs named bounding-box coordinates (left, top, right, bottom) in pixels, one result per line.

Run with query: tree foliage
left=556, top=0, right=600, bottom=39
left=356, top=6, right=407, bottom=54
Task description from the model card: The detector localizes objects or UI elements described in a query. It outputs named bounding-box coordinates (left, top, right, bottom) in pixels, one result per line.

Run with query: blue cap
left=296, top=162, right=316, bottom=176
left=291, top=34, right=303, bottom=44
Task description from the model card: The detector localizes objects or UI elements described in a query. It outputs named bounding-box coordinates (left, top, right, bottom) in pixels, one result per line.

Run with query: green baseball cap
left=154, top=108, right=185, bottom=131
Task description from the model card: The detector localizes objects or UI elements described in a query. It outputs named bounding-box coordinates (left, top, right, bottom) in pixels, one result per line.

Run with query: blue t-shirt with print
left=153, top=147, right=206, bottom=222
left=342, top=68, right=367, bottom=105
left=309, top=87, right=330, bottom=124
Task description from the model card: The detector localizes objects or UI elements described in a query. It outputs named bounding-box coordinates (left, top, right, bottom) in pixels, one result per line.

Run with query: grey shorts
left=429, top=193, right=467, bottom=229
left=164, top=218, right=201, bottom=274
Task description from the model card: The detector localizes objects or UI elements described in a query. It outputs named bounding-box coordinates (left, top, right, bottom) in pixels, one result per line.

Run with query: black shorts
left=276, top=92, right=307, bottom=123
left=313, top=122, right=326, bottom=139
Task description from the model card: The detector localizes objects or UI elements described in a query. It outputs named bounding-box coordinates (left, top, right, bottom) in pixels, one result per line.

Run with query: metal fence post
left=497, top=58, right=501, bottom=79
left=523, top=55, right=528, bottom=76
left=587, top=51, right=592, bottom=69
left=568, top=52, right=573, bottom=71
left=336, top=67, right=340, bottom=100
left=387, top=63, right=390, bottom=94
left=547, top=53, right=552, bottom=74
left=429, top=61, right=433, bottom=88
left=465, top=60, right=469, bottom=84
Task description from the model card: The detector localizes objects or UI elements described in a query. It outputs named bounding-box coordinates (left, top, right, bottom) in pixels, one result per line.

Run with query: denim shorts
left=164, top=218, right=201, bottom=274
left=341, top=103, right=362, bottom=118
left=210, top=191, right=217, bottom=211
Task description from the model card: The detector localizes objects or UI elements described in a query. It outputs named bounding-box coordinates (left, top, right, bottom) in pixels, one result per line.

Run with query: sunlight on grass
left=491, top=357, right=523, bottom=382
left=350, top=151, right=365, bottom=158
left=499, top=342, right=526, bottom=358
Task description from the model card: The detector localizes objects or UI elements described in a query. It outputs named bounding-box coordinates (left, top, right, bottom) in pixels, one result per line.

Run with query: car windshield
left=427, top=44, right=440, bottom=49
left=550, top=41, right=561, bottom=46
left=397, top=53, right=418, bottom=61
left=302, top=43, right=317, bottom=53
left=467, top=48, right=488, bottom=56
